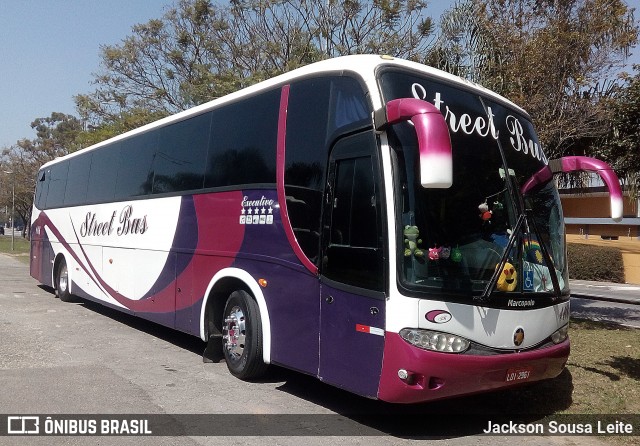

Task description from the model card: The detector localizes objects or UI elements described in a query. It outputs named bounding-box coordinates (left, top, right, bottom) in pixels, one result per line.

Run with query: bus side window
left=153, top=112, right=211, bottom=194
left=45, top=161, right=70, bottom=209
left=87, top=145, right=120, bottom=203
left=286, top=76, right=371, bottom=265
left=34, top=170, right=47, bottom=210
left=64, top=155, right=91, bottom=206
left=205, top=90, right=279, bottom=188
left=116, top=131, right=158, bottom=198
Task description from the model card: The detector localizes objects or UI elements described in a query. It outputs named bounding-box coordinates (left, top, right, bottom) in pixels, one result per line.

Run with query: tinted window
left=205, top=90, right=279, bottom=187
left=327, top=77, right=370, bottom=137
left=116, top=131, right=158, bottom=198
left=153, top=112, right=211, bottom=194
left=34, top=170, right=47, bottom=210
left=286, top=78, right=332, bottom=193
left=286, top=76, right=369, bottom=191
left=331, top=156, right=378, bottom=248
left=323, top=131, right=383, bottom=291
left=285, top=76, right=370, bottom=263
left=87, top=145, right=120, bottom=203
left=64, top=154, right=91, bottom=206
left=45, top=161, right=69, bottom=209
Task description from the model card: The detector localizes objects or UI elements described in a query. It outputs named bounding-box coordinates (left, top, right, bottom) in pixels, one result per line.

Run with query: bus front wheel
left=55, top=258, right=74, bottom=302
left=222, top=290, right=268, bottom=380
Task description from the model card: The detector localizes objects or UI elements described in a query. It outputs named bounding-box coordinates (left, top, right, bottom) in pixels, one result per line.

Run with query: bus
left=30, top=55, right=622, bottom=403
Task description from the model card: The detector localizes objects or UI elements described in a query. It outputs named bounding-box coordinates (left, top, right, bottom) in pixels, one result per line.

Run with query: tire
left=222, top=290, right=268, bottom=379
left=55, top=258, right=74, bottom=302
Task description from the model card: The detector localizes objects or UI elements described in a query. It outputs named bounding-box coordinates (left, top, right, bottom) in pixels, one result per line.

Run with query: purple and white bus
left=30, top=55, right=622, bottom=403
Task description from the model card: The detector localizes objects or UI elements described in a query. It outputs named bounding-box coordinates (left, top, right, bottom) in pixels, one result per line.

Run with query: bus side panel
left=239, top=259, right=320, bottom=376
left=30, top=239, right=54, bottom=287
left=232, top=188, right=321, bottom=376
left=319, top=283, right=386, bottom=398
left=174, top=252, right=195, bottom=333
left=133, top=193, right=247, bottom=332
left=30, top=210, right=54, bottom=287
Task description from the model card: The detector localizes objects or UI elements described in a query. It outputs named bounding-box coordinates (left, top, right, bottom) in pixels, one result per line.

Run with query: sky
left=1, top=0, right=639, bottom=149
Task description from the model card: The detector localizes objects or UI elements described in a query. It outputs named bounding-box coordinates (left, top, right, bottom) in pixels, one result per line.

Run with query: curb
left=570, top=293, right=639, bottom=306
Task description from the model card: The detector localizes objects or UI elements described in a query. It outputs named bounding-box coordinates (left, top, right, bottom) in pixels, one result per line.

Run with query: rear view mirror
left=377, top=98, right=452, bottom=188
left=521, top=156, right=623, bottom=221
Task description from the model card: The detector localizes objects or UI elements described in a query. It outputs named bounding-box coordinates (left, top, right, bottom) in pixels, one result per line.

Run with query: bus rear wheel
left=55, top=258, right=74, bottom=302
left=222, top=290, right=268, bottom=380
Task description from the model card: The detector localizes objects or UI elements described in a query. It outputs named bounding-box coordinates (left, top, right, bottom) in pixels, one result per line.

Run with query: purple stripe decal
left=276, top=85, right=319, bottom=275
left=141, top=195, right=198, bottom=299
left=33, top=191, right=245, bottom=320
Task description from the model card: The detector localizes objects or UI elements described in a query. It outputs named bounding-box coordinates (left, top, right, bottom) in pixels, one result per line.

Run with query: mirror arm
left=521, top=156, right=623, bottom=221
left=377, top=98, right=453, bottom=189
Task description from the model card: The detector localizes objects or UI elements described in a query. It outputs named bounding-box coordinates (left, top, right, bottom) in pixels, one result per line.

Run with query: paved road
left=0, top=255, right=622, bottom=445
left=569, top=280, right=640, bottom=328
left=570, top=280, right=640, bottom=305
left=571, top=297, right=640, bottom=328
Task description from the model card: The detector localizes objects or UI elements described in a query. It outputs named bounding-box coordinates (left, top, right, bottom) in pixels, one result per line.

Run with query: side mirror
left=521, top=156, right=623, bottom=221
left=377, top=98, right=452, bottom=188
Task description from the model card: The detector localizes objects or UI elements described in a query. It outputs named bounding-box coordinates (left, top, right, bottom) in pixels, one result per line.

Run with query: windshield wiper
left=526, top=210, right=561, bottom=296
left=477, top=210, right=562, bottom=301
left=477, top=213, right=525, bottom=302
left=476, top=95, right=526, bottom=302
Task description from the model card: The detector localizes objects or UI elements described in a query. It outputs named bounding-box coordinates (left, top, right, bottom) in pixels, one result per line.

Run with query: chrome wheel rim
left=59, top=264, right=68, bottom=293
left=223, top=306, right=246, bottom=360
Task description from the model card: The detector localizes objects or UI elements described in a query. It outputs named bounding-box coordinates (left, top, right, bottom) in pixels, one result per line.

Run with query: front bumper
left=377, top=332, right=570, bottom=403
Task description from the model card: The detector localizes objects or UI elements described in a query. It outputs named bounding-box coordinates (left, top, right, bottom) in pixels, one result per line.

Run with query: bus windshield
left=379, top=69, right=567, bottom=298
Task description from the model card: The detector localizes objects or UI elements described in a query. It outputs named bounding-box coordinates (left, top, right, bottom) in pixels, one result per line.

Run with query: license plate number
left=505, top=367, right=532, bottom=382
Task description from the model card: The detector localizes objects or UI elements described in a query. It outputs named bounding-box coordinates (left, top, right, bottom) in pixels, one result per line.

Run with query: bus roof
left=40, top=54, right=527, bottom=170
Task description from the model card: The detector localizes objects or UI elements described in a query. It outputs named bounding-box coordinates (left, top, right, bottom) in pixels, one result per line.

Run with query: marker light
left=399, top=328, right=470, bottom=353
left=551, top=324, right=569, bottom=344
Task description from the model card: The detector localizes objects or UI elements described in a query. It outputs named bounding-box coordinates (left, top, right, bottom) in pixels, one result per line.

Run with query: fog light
left=396, top=368, right=420, bottom=385
left=399, top=328, right=470, bottom=353
left=551, top=324, right=569, bottom=344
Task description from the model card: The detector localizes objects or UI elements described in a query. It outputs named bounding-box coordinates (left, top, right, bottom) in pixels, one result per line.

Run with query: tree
left=431, top=0, right=638, bottom=160
left=75, top=0, right=435, bottom=129
left=1, top=145, right=39, bottom=236
left=593, top=65, right=640, bottom=199
left=0, top=113, right=83, bottom=236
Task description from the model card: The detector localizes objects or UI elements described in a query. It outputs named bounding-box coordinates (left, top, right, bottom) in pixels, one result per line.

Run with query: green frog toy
left=404, top=225, right=425, bottom=259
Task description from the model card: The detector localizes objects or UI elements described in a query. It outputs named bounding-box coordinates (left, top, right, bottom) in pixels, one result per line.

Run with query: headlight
left=399, top=328, right=470, bottom=353
left=551, top=324, right=569, bottom=344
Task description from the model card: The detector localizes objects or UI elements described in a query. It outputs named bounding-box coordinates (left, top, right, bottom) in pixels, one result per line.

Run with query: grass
left=565, top=320, right=640, bottom=430
left=463, top=319, right=640, bottom=444
left=0, top=235, right=31, bottom=264
left=566, top=319, right=640, bottom=411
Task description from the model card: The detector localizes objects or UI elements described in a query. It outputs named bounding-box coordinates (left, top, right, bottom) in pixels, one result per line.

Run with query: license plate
left=505, top=367, right=533, bottom=382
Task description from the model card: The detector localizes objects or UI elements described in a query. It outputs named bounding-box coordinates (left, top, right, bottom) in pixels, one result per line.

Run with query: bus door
left=319, top=130, right=387, bottom=398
